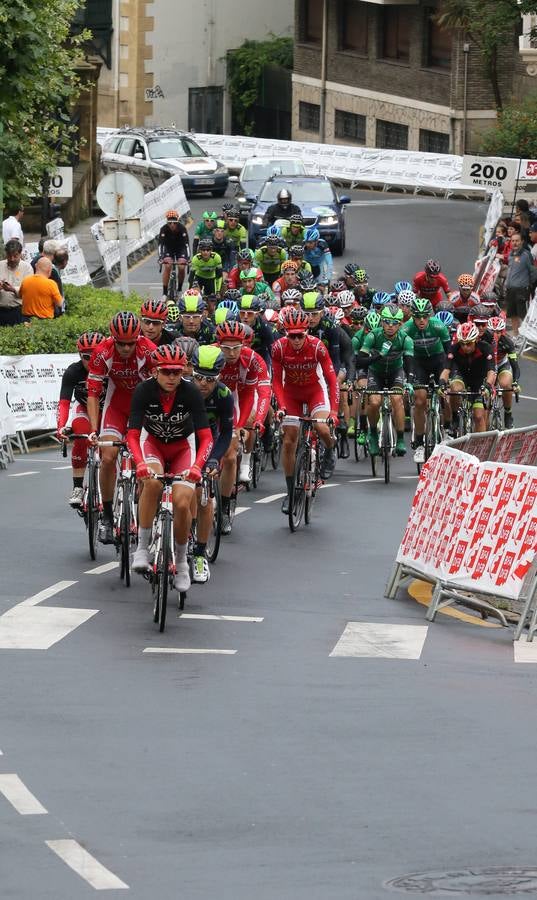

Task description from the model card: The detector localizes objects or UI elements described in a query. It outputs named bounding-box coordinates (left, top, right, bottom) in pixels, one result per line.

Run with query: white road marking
left=398, top=474, right=419, bottom=479
left=514, top=635, right=537, bottom=663
left=348, top=477, right=379, bottom=484
left=51, top=465, right=72, bottom=470
left=46, top=840, right=129, bottom=890
left=234, top=506, right=250, bottom=515
left=330, top=622, right=428, bottom=659
left=85, top=561, right=119, bottom=575
left=0, top=749, right=3, bottom=755
left=18, top=581, right=77, bottom=608
left=255, top=493, right=287, bottom=504
left=143, top=648, right=237, bottom=655
left=0, top=607, right=98, bottom=650
left=7, top=471, right=39, bottom=477
left=179, top=614, right=264, bottom=622
left=520, top=394, right=537, bottom=401
left=0, top=774, right=47, bottom=815
left=319, top=482, right=340, bottom=489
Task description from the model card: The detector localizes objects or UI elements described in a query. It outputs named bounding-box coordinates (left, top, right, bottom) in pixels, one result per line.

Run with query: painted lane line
left=514, top=635, right=537, bottom=663
left=234, top=506, right=250, bottom=515
left=179, top=614, right=264, bottom=623
left=255, top=493, right=287, bottom=504
left=52, top=465, right=72, bottom=470
left=398, top=474, right=419, bottom=479
left=329, top=622, right=428, bottom=659
left=0, top=606, right=98, bottom=650
left=319, top=482, right=340, bottom=489
left=46, top=840, right=129, bottom=890
left=521, top=394, right=537, bottom=401
left=18, top=580, right=78, bottom=609
left=348, top=477, right=380, bottom=484
left=143, top=648, right=237, bottom=655
left=0, top=774, right=47, bottom=815
left=7, top=471, right=39, bottom=477
left=0, top=749, right=3, bottom=755
left=85, top=561, right=120, bottom=575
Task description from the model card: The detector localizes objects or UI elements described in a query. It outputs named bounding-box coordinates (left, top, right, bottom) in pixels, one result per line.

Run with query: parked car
left=100, top=127, right=229, bottom=196
left=230, top=157, right=307, bottom=225
left=247, top=175, right=350, bottom=254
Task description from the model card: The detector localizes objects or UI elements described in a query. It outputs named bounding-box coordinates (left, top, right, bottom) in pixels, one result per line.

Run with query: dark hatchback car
left=247, top=175, right=350, bottom=254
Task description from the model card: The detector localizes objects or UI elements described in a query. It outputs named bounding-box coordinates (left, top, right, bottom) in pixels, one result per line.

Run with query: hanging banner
left=0, top=354, right=77, bottom=432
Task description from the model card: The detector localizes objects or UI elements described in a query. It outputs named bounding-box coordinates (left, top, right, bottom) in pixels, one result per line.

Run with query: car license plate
left=193, top=178, right=214, bottom=186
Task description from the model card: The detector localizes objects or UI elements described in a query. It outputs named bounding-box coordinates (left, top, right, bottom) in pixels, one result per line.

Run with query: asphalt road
left=2, top=191, right=537, bottom=900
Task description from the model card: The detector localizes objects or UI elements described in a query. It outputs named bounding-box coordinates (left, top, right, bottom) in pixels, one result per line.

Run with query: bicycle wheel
left=87, top=461, right=100, bottom=561
left=305, top=444, right=319, bottom=524
left=120, top=483, right=132, bottom=588
left=251, top=444, right=262, bottom=489
left=490, top=400, right=503, bottom=432
left=382, top=416, right=392, bottom=484
left=289, top=445, right=308, bottom=532
left=271, top=429, right=282, bottom=470
left=354, top=421, right=367, bottom=462
left=155, top=515, right=171, bottom=632
left=206, top=479, right=222, bottom=563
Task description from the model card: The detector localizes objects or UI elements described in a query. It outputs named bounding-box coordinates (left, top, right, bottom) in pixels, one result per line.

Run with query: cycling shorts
left=413, top=354, right=445, bottom=388
left=71, top=403, right=91, bottom=468
left=448, top=369, right=485, bottom=407
left=497, top=360, right=513, bottom=379
left=140, top=430, right=196, bottom=482
left=282, top=384, right=330, bottom=420
left=367, top=368, right=405, bottom=392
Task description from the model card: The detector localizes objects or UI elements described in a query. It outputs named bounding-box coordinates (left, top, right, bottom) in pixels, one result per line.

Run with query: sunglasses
left=220, top=343, right=242, bottom=351
left=182, top=313, right=202, bottom=320
left=158, top=367, right=183, bottom=376
left=413, top=315, right=429, bottom=320
left=194, top=372, right=218, bottom=383
left=141, top=316, right=163, bottom=325
left=80, top=352, right=92, bottom=360
left=115, top=340, right=137, bottom=347
left=227, top=218, right=238, bottom=223
left=287, top=332, right=306, bottom=340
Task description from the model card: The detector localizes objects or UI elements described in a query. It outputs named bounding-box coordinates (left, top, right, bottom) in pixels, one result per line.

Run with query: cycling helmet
left=289, top=244, right=304, bottom=258
left=239, top=295, right=262, bottom=312
left=264, top=308, right=278, bottom=324
left=227, top=207, right=240, bottom=218
left=398, top=289, right=416, bottom=308
left=301, top=291, right=325, bottom=311
left=425, top=259, right=441, bottom=276
left=344, top=263, right=358, bottom=278
left=488, top=316, right=506, bottom=333
left=173, top=336, right=199, bottom=361
left=178, top=295, right=206, bottom=314
left=297, top=271, right=317, bottom=291
left=167, top=304, right=180, bottom=323
left=221, top=202, right=233, bottom=213
left=481, top=299, right=500, bottom=316
left=239, top=267, right=258, bottom=281
left=336, top=290, right=355, bottom=309
left=193, top=344, right=225, bottom=375
left=304, top=227, right=320, bottom=242
left=330, top=279, right=346, bottom=294
left=198, top=238, right=213, bottom=251
left=215, top=320, right=246, bottom=343
left=214, top=307, right=237, bottom=326
left=469, top=303, right=490, bottom=322
left=281, top=307, right=309, bottom=331
left=457, top=273, right=474, bottom=289
left=77, top=331, right=105, bottom=355
left=151, top=343, right=186, bottom=369
left=372, top=291, right=391, bottom=307
left=202, top=211, right=217, bottom=221
left=256, top=291, right=270, bottom=308
left=410, top=297, right=433, bottom=317
left=281, top=288, right=303, bottom=305
left=140, top=297, right=168, bottom=321
left=289, top=214, right=304, bottom=225
left=457, top=322, right=479, bottom=343
left=281, top=260, right=298, bottom=273
left=237, top=248, right=254, bottom=263
left=355, top=268, right=368, bottom=284
left=266, top=224, right=281, bottom=238
left=394, top=280, right=412, bottom=296
left=224, top=289, right=242, bottom=304
left=277, top=189, right=291, bottom=202
left=265, top=234, right=281, bottom=247
left=165, top=209, right=179, bottom=222
left=327, top=305, right=345, bottom=323
left=381, top=304, right=404, bottom=323
left=350, top=306, right=368, bottom=323
left=217, top=299, right=239, bottom=317
left=110, top=311, right=140, bottom=341
left=436, top=299, right=454, bottom=312
left=184, top=286, right=201, bottom=297
left=365, top=311, right=381, bottom=331
left=242, top=324, right=254, bottom=345
left=436, top=310, right=455, bottom=329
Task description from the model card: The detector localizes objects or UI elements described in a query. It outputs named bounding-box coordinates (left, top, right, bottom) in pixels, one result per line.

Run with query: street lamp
left=462, top=41, right=470, bottom=155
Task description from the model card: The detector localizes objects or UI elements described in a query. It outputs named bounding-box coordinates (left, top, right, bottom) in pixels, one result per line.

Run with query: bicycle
left=146, top=474, right=184, bottom=632
left=61, top=432, right=101, bottom=560
left=248, top=425, right=263, bottom=489
left=287, top=408, right=333, bottom=532
left=443, top=390, right=482, bottom=438
left=223, top=432, right=249, bottom=535
left=412, top=376, right=444, bottom=474
left=200, top=471, right=222, bottom=564
left=487, top=386, right=519, bottom=431
left=352, top=386, right=369, bottom=463
left=335, top=415, right=350, bottom=459
left=365, top=388, right=404, bottom=484
left=164, top=257, right=188, bottom=303
left=100, top=441, right=138, bottom=588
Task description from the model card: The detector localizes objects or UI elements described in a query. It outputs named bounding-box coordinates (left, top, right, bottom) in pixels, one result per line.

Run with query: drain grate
left=385, top=868, right=537, bottom=895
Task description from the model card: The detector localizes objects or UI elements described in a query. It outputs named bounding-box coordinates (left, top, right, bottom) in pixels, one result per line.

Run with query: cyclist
left=254, top=235, right=287, bottom=286
left=301, top=290, right=341, bottom=372
left=210, top=219, right=235, bottom=281
left=449, top=273, right=480, bottom=322
left=238, top=295, right=275, bottom=367
left=87, top=312, right=156, bottom=544
left=192, top=210, right=218, bottom=254
left=353, top=269, right=375, bottom=307
left=397, top=288, right=416, bottom=323
left=158, top=210, right=190, bottom=298
left=239, top=267, right=275, bottom=302
left=356, top=304, right=414, bottom=457
left=188, top=239, right=223, bottom=295
left=223, top=208, right=248, bottom=250
left=175, top=293, right=215, bottom=345
left=265, top=188, right=302, bottom=226
left=394, top=280, right=413, bottom=301
left=227, top=248, right=263, bottom=290
left=401, top=297, right=451, bottom=463
left=303, top=227, right=333, bottom=283
left=173, top=335, right=199, bottom=380
left=127, top=344, right=213, bottom=592
left=350, top=309, right=378, bottom=444
left=272, top=259, right=300, bottom=299
left=413, top=259, right=450, bottom=309
left=57, top=331, right=105, bottom=507
left=439, top=322, right=496, bottom=433
left=216, top=320, right=271, bottom=533
left=475, top=311, right=519, bottom=429
left=288, top=244, right=313, bottom=276
left=281, top=214, right=306, bottom=248
left=191, top=345, right=235, bottom=583
left=139, top=298, right=176, bottom=346
left=342, top=262, right=360, bottom=292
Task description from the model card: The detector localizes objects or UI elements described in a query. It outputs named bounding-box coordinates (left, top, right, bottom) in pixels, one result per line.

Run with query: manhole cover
left=385, top=868, right=537, bottom=895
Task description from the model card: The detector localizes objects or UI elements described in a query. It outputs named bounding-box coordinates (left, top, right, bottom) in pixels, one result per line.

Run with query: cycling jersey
left=193, top=222, right=217, bottom=253
left=304, top=239, right=333, bottom=282
left=87, top=336, right=156, bottom=437
left=308, top=316, right=341, bottom=373
left=281, top=224, right=305, bottom=247
left=189, top=252, right=222, bottom=283
left=204, top=382, right=235, bottom=462
left=271, top=335, right=339, bottom=415
left=210, top=237, right=235, bottom=271
left=158, top=223, right=190, bottom=260
left=254, top=247, right=287, bottom=276
left=412, top=272, right=450, bottom=307
left=402, top=319, right=450, bottom=357
left=249, top=317, right=275, bottom=368
left=447, top=340, right=495, bottom=389
left=172, top=319, right=215, bottom=346
left=482, top=329, right=520, bottom=379
left=227, top=265, right=263, bottom=290
left=224, top=223, right=248, bottom=249
left=57, top=360, right=97, bottom=467
left=220, top=346, right=271, bottom=428
left=338, top=326, right=353, bottom=376
left=58, top=360, right=91, bottom=413
left=361, top=328, right=414, bottom=375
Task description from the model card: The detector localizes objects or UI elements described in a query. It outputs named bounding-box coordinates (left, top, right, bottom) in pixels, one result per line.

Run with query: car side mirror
left=134, top=151, right=145, bottom=160
left=245, top=195, right=257, bottom=203
left=339, top=195, right=351, bottom=204
left=228, top=175, right=238, bottom=183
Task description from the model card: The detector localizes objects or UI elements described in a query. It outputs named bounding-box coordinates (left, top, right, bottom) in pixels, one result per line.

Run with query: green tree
left=437, top=0, right=537, bottom=110
left=480, top=93, right=537, bottom=158
left=0, top=0, right=88, bottom=210
left=227, top=36, right=293, bottom=136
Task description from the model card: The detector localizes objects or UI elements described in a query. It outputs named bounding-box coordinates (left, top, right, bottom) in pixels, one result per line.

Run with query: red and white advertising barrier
left=386, top=441, right=537, bottom=639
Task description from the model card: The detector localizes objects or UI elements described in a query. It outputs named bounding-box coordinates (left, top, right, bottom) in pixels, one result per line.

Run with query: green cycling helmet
left=355, top=268, right=368, bottom=284
left=202, top=210, right=218, bottom=221
left=380, top=304, right=404, bottom=323
left=167, top=303, right=180, bottom=323
left=364, top=310, right=381, bottom=331
left=301, top=291, right=325, bottom=311
left=410, top=297, right=433, bottom=317
left=193, top=344, right=225, bottom=375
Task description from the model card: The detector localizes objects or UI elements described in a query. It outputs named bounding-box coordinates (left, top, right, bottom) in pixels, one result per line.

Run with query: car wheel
left=212, top=188, right=227, bottom=198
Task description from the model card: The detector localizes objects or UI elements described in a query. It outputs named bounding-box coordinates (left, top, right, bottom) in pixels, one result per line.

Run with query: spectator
left=529, top=223, right=537, bottom=263
left=53, top=248, right=69, bottom=309
left=20, top=257, right=63, bottom=320
left=2, top=205, right=24, bottom=246
left=31, top=238, right=64, bottom=298
left=514, top=211, right=531, bottom=247
left=505, top=232, right=533, bottom=342
left=0, top=239, right=33, bottom=326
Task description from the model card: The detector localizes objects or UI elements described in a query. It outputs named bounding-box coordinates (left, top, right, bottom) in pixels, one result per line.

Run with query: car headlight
left=318, top=215, right=338, bottom=226
left=237, top=196, right=248, bottom=205
left=215, top=165, right=228, bottom=175
left=251, top=215, right=264, bottom=225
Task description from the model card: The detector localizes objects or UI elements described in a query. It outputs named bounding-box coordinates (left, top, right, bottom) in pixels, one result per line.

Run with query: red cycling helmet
left=140, top=298, right=168, bottom=321
left=457, top=322, right=479, bottom=343
left=488, top=316, right=506, bottom=333
left=110, top=311, right=140, bottom=341
left=215, top=320, right=246, bottom=343
left=77, top=331, right=105, bottom=353
left=151, top=344, right=186, bottom=369
left=280, top=307, right=309, bottom=332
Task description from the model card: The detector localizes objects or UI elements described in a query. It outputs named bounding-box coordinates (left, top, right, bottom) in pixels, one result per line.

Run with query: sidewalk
left=25, top=215, right=103, bottom=277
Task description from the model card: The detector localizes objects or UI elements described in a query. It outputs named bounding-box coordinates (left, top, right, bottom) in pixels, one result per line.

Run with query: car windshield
left=242, top=159, right=305, bottom=182
left=258, top=181, right=335, bottom=203
left=148, top=138, right=206, bottom=160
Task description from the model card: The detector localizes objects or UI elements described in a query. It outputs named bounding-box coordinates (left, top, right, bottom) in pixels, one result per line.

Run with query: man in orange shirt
left=21, top=257, right=63, bottom=319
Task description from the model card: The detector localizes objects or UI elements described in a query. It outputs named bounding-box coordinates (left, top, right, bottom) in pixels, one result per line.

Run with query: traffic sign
left=49, top=168, right=73, bottom=198
left=96, top=172, right=144, bottom=218
left=461, top=155, right=518, bottom=192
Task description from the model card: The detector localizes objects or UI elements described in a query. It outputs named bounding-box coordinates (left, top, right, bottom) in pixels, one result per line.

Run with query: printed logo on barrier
left=525, top=161, right=537, bottom=178
left=472, top=545, right=492, bottom=580
left=496, top=551, right=516, bottom=587
left=36, top=363, right=55, bottom=380
left=0, top=365, right=18, bottom=381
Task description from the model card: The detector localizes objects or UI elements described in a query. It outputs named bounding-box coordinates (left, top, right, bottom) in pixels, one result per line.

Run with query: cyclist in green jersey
left=223, top=208, right=248, bottom=250
left=254, top=235, right=287, bottom=285
left=193, top=211, right=218, bottom=254
left=188, top=239, right=223, bottom=295
left=401, top=296, right=451, bottom=463
left=350, top=308, right=378, bottom=443
left=281, top=215, right=306, bottom=248
left=239, top=268, right=275, bottom=302
left=288, top=244, right=313, bottom=276
left=357, top=304, right=414, bottom=456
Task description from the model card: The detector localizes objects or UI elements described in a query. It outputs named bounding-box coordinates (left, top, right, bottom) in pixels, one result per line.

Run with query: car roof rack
left=114, top=126, right=189, bottom=138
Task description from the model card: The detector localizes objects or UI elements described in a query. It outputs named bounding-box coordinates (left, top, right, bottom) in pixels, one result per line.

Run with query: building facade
left=292, top=0, right=527, bottom=155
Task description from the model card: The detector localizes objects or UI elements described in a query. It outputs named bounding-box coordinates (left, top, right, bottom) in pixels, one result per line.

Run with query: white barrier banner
left=520, top=291, right=537, bottom=348
left=91, top=174, right=190, bottom=275
left=23, top=219, right=91, bottom=287
left=0, top=354, right=78, bottom=432
left=396, top=444, right=537, bottom=601
left=483, top=188, right=504, bottom=246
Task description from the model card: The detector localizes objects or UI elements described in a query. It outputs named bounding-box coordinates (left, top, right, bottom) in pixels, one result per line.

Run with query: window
left=300, top=0, right=323, bottom=44
left=424, top=8, right=452, bottom=69
left=380, top=8, right=410, bottom=63
left=148, top=137, right=207, bottom=160
left=376, top=119, right=408, bottom=150
left=335, top=109, right=366, bottom=143
left=299, top=101, right=320, bottom=132
left=338, top=0, right=368, bottom=55
left=117, top=137, right=135, bottom=156
left=259, top=180, right=336, bottom=204
left=419, top=129, right=450, bottom=154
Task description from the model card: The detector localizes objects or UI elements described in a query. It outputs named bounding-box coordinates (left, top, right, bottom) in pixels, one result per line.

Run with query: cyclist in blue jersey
left=303, top=227, right=333, bottom=283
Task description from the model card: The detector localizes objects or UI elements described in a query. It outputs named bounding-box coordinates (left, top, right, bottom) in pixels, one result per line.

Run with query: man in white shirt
left=0, top=239, right=33, bottom=325
left=2, top=206, right=24, bottom=246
